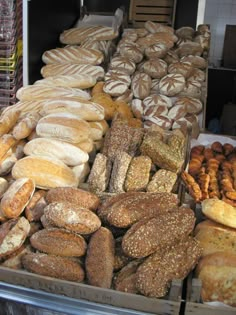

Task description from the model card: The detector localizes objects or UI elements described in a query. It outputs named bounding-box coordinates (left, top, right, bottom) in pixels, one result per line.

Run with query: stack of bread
left=0, top=183, right=202, bottom=298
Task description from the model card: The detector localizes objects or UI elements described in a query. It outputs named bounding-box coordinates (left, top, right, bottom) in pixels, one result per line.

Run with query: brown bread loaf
left=30, top=228, right=87, bottom=257
left=44, top=201, right=101, bottom=234
left=106, top=192, right=178, bottom=228
left=146, top=169, right=178, bottom=193
left=122, top=207, right=196, bottom=258
left=25, top=196, right=47, bottom=222
left=159, top=73, right=186, bottom=97
left=142, top=59, right=168, bottom=79
left=1, top=244, right=33, bottom=270
left=22, top=252, right=85, bottom=282
left=85, top=227, right=115, bottom=288
left=46, top=187, right=100, bottom=212
left=136, top=237, right=202, bottom=297
left=131, top=72, right=152, bottom=99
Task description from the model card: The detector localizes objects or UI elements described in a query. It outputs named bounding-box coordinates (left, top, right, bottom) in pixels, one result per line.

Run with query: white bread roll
left=16, top=85, right=91, bottom=102
left=36, top=113, right=91, bottom=143
left=59, top=25, right=118, bottom=45
left=12, top=156, right=78, bottom=189
left=23, top=138, right=89, bottom=166
left=41, top=64, right=105, bottom=80
left=39, top=98, right=104, bottom=121
left=42, top=46, right=104, bottom=65
left=73, top=162, right=90, bottom=184
left=34, top=74, right=96, bottom=89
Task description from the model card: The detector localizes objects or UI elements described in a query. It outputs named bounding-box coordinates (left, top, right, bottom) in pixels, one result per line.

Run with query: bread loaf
left=143, top=94, right=172, bottom=109
left=122, top=207, right=195, bottom=258
left=91, top=93, right=116, bottom=120
left=24, top=137, right=89, bottom=166
left=144, top=115, right=172, bottom=130
left=88, top=120, right=108, bottom=140
left=144, top=21, right=174, bottom=34
left=85, top=227, right=115, bottom=288
left=12, top=112, right=41, bottom=140
left=45, top=187, right=100, bottom=212
left=12, top=156, right=78, bottom=189
left=188, top=68, right=205, bottom=82
left=143, top=105, right=169, bottom=119
left=181, top=55, right=207, bottom=69
left=145, top=43, right=168, bottom=59
left=176, top=26, right=195, bottom=40
left=159, top=73, right=186, bottom=97
left=137, top=32, right=176, bottom=49
left=103, top=79, right=128, bottom=97
left=0, top=109, right=21, bottom=137
left=30, top=228, right=87, bottom=257
left=34, top=74, right=96, bottom=89
left=131, top=72, right=152, bottom=99
left=178, top=79, right=202, bottom=99
left=16, top=85, right=90, bottom=102
left=131, top=99, right=144, bottom=118
left=42, top=46, right=104, bottom=65
left=1, top=244, right=33, bottom=270
left=109, top=56, right=136, bottom=75
left=36, top=113, right=91, bottom=143
left=22, top=252, right=85, bottom=282
left=167, top=104, right=187, bottom=121
left=44, top=201, right=101, bottom=234
left=175, top=96, right=203, bottom=114
left=73, top=163, right=90, bottom=184
left=74, top=138, right=94, bottom=153
left=25, top=190, right=47, bottom=222
left=143, top=59, right=168, bottom=79
left=59, top=25, right=118, bottom=44
left=119, top=43, right=143, bottom=63
left=41, top=64, right=105, bottom=80
left=0, top=134, right=18, bottom=161
left=147, top=169, right=178, bottom=193
left=0, top=217, right=30, bottom=258
left=176, top=42, right=203, bottom=58
left=0, top=177, right=9, bottom=198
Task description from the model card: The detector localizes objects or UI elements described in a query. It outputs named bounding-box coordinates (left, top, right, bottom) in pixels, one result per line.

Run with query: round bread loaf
left=144, top=43, right=168, bottom=59
left=181, top=55, right=207, bottom=69
left=144, top=21, right=174, bottom=35
left=164, top=50, right=179, bottom=64
left=131, top=99, right=144, bottom=118
left=136, top=32, right=177, bottom=50
left=176, top=41, right=203, bottom=57
left=150, top=79, right=160, bottom=93
left=12, top=156, right=78, bottom=189
left=143, top=105, right=168, bottom=118
left=105, top=71, right=131, bottom=87
left=23, top=137, right=89, bottom=166
left=115, top=89, right=133, bottom=103
left=159, top=73, right=185, bottom=96
left=103, top=79, right=128, bottom=97
left=122, top=31, right=138, bottom=42
left=119, top=44, right=143, bottom=63
left=143, top=94, right=172, bottom=109
left=131, top=72, right=152, bottom=99
left=44, top=201, right=101, bottom=234
left=45, top=187, right=100, bottom=211
left=143, top=59, right=168, bottom=79
left=179, top=79, right=202, bottom=99
left=168, top=104, right=187, bottom=121
left=144, top=115, right=172, bottom=130
left=109, top=56, right=136, bottom=75
left=188, top=68, right=206, bottom=82
left=168, top=61, right=193, bottom=78
left=1, top=178, right=35, bottom=219
left=30, top=228, right=87, bottom=257
left=176, top=26, right=195, bottom=40
left=22, top=252, right=85, bottom=282
left=175, top=96, right=203, bottom=114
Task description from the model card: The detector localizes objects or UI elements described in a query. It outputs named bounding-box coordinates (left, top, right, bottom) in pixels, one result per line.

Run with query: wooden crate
left=0, top=267, right=183, bottom=315
left=129, top=0, right=177, bottom=27
left=185, top=273, right=236, bottom=315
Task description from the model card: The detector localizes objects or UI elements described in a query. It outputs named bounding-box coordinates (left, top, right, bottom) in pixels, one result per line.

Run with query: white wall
left=204, top=0, right=236, bottom=68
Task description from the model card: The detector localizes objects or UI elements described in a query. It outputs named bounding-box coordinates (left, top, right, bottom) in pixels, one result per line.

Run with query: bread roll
left=42, top=46, right=104, bottom=65
left=41, top=64, right=105, bottom=80
left=85, top=227, right=115, bottom=288
left=34, top=74, right=96, bottom=89
left=1, top=178, right=35, bottom=219
left=195, top=252, right=236, bottom=306
left=36, top=113, right=91, bottom=143
left=0, top=109, right=21, bottom=137
left=131, top=72, right=152, bottom=99
left=143, top=59, right=168, bottom=79
left=109, top=56, right=136, bottom=75
left=59, top=25, right=118, bottom=44
left=0, top=217, right=30, bottom=258
left=12, top=112, right=41, bottom=140
left=201, top=199, right=236, bottom=228
left=159, top=73, right=186, bottom=97
left=12, top=156, right=78, bottom=189
left=43, top=201, right=101, bottom=234
left=30, top=228, right=87, bottom=257
left=24, top=137, right=88, bottom=166
left=22, top=252, right=85, bottom=282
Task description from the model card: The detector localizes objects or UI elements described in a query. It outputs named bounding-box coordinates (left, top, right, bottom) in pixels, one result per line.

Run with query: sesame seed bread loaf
left=146, top=169, right=178, bottom=193
left=85, top=227, right=115, bottom=288
left=30, top=228, right=87, bottom=257
left=22, top=252, right=85, bottom=282
left=122, top=207, right=196, bottom=258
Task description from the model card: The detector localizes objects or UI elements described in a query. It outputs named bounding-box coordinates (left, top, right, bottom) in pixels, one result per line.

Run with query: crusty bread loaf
left=85, top=227, right=115, bottom=288
left=159, top=73, right=186, bottom=97
left=145, top=43, right=168, bottom=59
left=147, top=169, right=178, bottom=193
left=168, top=61, right=194, bottom=78
left=136, top=236, right=202, bottom=298
left=103, top=79, right=128, bottom=97
left=0, top=177, right=9, bottom=198
left=143, top=59, right=168, bottom=79
left=34, top=74, right=96, bottom=89
left=174, top=96, right=203, bottom=115
left=137, top=32, right=177, bottom=49
left=131, top=72, right=152, bottom=99
left=122, top=207, right=195, bottom=258
left=41, top=64, right=105, bottom=80
left=181, top=55, right=207, bottom=69
left=39, top=97, right=104, bottom=121
left=1, top=178, right=35, bottom=219
left=143, top=94, right=172, bottom=109
left=106, top=192, right=178, bottom=228
left=36, top=113, right=91, bottom=144
left=91, top=92, right=116, bottom=120
left=12, top=156, right=78, bottom=189
left=0, top=134, right=18, bottom=161
left=30, top=228, right=87, bottom=257
left=119, top=43, right=143, bottom=63
left=16, top=85, right=90, bottom=102
left=25, top=190, right=47, bottom=222
left=201, top=199, right=236, bottom=228
left=0, top=109, right=21, bottom=137
left=195, top=252, right=236, bottom=306
left=44, top=201, right=101, bottom=234
left=45, top=187, right=100, bottom=212
left=194, top=219, right=236, bottom=256
left=109, top=56, right=136, bottom=75
left=12, top=112, right=41, bottom=140
left=22, top=252, right=85, bottom=282
left=42, top=46, right=103, bottom=65
left=0, top=217, right=30, bottom=258
left=74, top=138, right=94, bottom=153
left=144, top=21, right=174, bottom=34
left=24, top=137, right=89, bottom=166
left=1, top=244, right=33, bottom=270
left=59, top=25, right=118, bottom=45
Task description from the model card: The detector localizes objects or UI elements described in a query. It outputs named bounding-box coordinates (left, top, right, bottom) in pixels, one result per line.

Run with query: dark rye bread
left=114, top=236, right=132, bottom=271
left=136, top=236, right=202, bottom=297
left=45, top=187, right=100, bottom=212
left=22, top=252, right=85, bottom=282
left=85, top=227, right=115, bottom=288
left=106, top=192, right=179, bottom=228
left=30, top=228, right=87, bottom=257
left=122, top=207, right=196, bottom=258
left=43, top=202, right=101, bottom=235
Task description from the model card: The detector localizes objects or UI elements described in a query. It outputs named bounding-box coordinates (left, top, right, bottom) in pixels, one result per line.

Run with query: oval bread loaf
left=103, top=79, right=128, bottom=97
left=1, top=178, right=35, bottom=219
left=159, top=73, right=186, bottom=96
left=109, top=56, right=136, bottom=75
left=23, top=137, right=89, bottom=166
left=43, top=201, right=101, bottom=234
left=143, top=59, right=168, bottom=79
left=12, top=156, right=78, bottom=189
left=131, top=72, right=152, bottom=99
left=30, top=228, right=87, bottom=257
left=143, top=94, right=172, bottom=109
